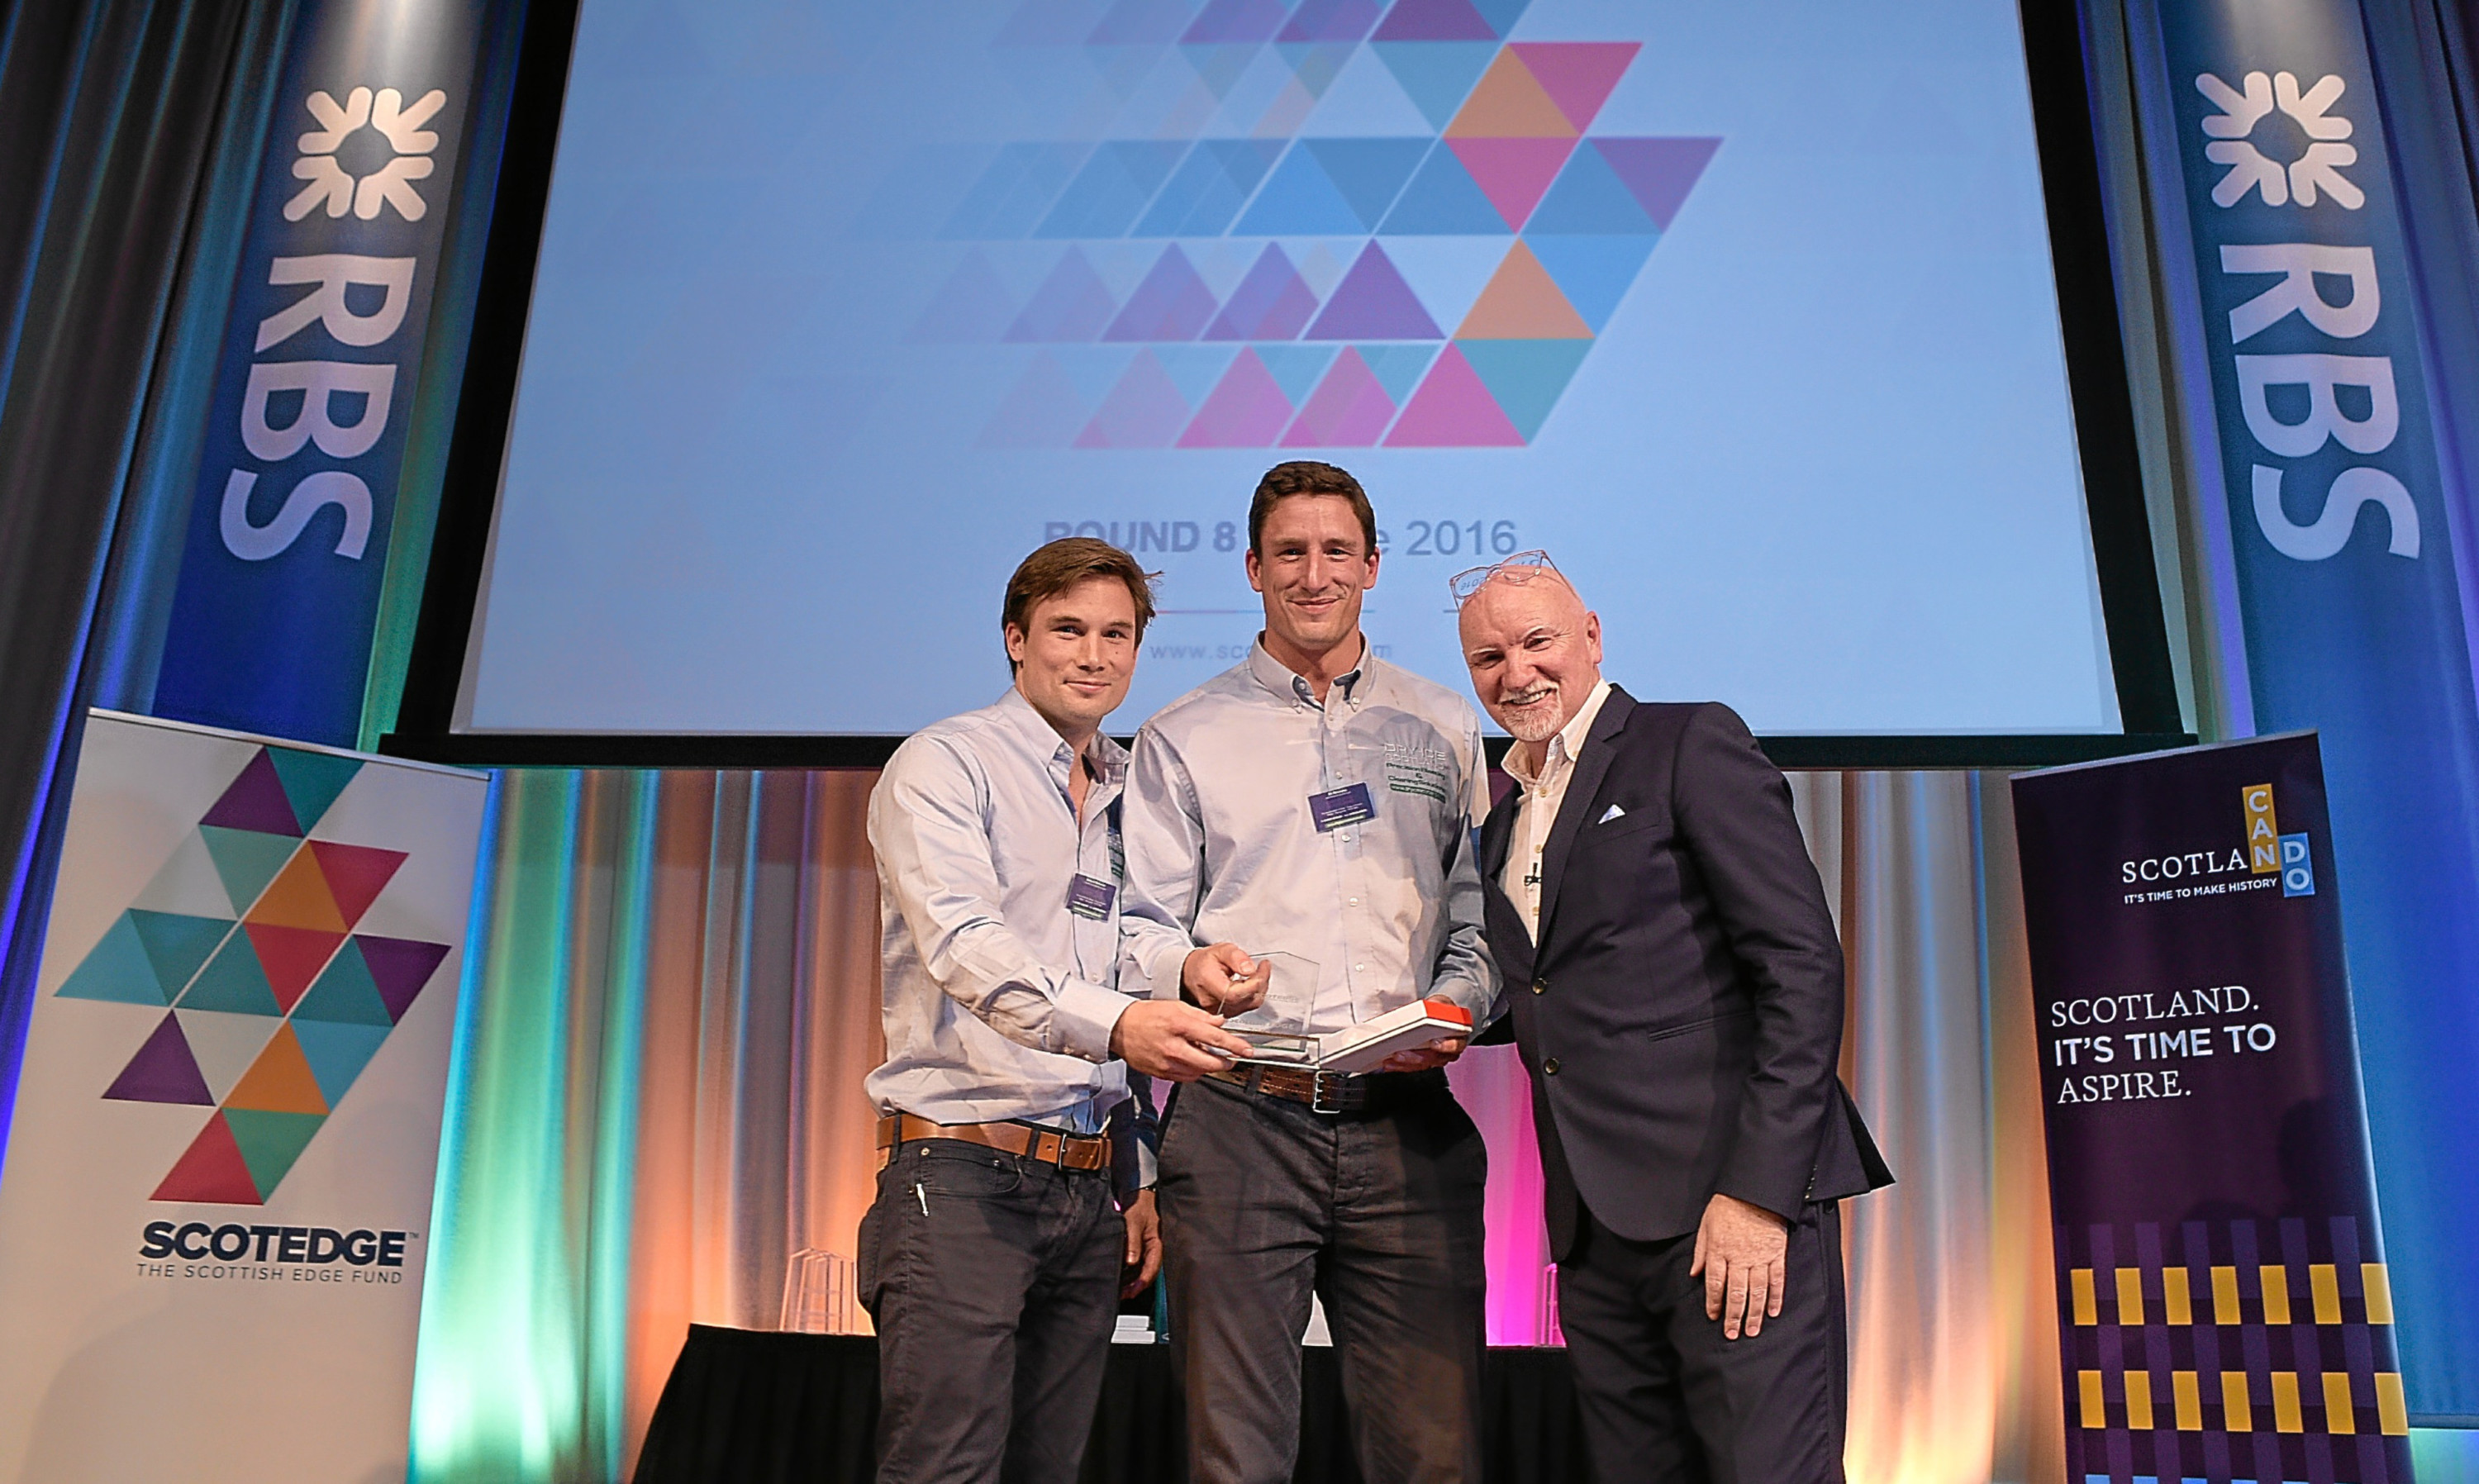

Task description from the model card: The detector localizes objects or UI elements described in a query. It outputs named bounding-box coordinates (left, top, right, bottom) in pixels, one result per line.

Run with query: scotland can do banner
left=2012, top=734, right=2412, bottom=1484
left=0, top=712, right=487, bottom=1482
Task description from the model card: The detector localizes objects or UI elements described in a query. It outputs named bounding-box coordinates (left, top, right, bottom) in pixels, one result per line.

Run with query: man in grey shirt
left=862, top=537, right=1250, bottom=1484
left=1120, top=462, right=1499, bottom=1484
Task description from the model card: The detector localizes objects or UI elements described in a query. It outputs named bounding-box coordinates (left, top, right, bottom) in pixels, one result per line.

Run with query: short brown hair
left=1001, top=537, right=1159, bottom=669
left=1248, top=461, right=1376, bottom=556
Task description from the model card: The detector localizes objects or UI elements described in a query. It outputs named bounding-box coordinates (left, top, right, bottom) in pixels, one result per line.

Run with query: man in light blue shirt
left=861, top=537, right=1249, bottom=1484
left=1120, top=463, right=1499, bottom=1484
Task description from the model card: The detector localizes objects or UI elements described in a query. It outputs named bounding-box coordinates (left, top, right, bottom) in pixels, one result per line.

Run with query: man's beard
left=1496, top=686, right=1562, bottom=742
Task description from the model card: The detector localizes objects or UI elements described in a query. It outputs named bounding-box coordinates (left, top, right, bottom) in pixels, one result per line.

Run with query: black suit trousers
left=1557, top=1200, right=1849, bottom=1484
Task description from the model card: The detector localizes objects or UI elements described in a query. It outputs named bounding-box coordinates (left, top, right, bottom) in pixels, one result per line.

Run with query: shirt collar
left=1246, top=634, right=1371, bottom=711
left=1502, top=678, right=1613, bottom=788
left=994, top=685, right=1127, bottom=786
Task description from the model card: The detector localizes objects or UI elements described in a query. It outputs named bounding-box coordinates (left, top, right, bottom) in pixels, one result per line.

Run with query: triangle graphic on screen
left=1386, top=344, right=1524, bottom=445
left=1303, top=244, right=1440, bottom=340
left=1179, top=350, right=1294, bottom=446
left=1509, top=42, right=1639, bottom=132
left=1449, top=137, right=1578, bottom=231
left=1283, top=348, right=1397, bottom=447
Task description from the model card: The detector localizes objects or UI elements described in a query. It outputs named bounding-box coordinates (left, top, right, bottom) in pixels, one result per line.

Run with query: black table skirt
left=634, top=1327, right=1586, bottom=1483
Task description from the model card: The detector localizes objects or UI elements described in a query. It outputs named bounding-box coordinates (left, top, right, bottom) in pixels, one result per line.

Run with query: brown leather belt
left=875, top=1112, right=1110, bottom=1172
left=1206, top=1063, right=1368, bottom=1114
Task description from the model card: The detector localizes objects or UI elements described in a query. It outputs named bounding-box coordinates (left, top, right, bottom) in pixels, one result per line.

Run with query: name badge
left=1309, top=782, right=1377, bottom=833
left=1066, top=873, right=1117, bottom=920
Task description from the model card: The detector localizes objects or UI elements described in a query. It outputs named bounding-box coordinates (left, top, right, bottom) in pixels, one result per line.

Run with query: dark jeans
left=1158, top=1073, right=1488, bottom=1484
left=1558, top=1201, right=1849, bottom=1484
left=858, top=1136, right=1124, bottom=1484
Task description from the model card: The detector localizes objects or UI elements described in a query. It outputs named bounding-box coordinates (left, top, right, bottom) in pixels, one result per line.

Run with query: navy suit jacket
left=1477, top=687, right=1890, bottom=1258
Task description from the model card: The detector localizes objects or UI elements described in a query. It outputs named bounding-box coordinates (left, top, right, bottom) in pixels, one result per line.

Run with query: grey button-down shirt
left=865, top=687, right=1136, bottom=1134
left=1120, top=640, right=1497, bottom=1033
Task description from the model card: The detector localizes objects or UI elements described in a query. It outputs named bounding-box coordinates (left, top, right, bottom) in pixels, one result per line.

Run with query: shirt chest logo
left=1382, top=743, right=1452, bottom=803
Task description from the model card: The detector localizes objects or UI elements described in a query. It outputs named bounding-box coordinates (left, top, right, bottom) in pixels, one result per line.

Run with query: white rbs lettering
left=2250, top=464, right=2419, bottom=560
left=256, top=254, right=415, bottom=350
left=217, top=85, right=445, bottom=564
left=240, top=360, right=397, bottom=462
left=218, top=469, right=372, bottom=561
left=2220, top=244, right=2378, bottom=341
left=2234, top=353, right=2397, bottom=457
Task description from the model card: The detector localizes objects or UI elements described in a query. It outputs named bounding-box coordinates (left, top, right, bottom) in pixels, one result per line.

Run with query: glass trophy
left=1220, top=951, right=1320, bottom=1063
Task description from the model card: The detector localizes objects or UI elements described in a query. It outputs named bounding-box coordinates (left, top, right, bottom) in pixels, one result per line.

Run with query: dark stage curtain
left=0, top=0, right=286, bottom=1147
left=630, top=1328, right=1587, bottom=1484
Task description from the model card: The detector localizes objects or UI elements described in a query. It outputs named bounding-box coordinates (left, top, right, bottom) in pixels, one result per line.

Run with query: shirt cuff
left=1426, top=973, right=1495, bottom=1024
left=1137, top=1141, right=1158, bottom=1189
left=1137, top=935, right=1193, bottom=1001
left=1053, top=978, right=1137, bottom=1063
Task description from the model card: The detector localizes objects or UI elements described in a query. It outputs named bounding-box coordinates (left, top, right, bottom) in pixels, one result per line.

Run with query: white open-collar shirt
left=1118, top=639, right=1496, bottom=1035
left=866, top=687, right=1138, bottom=1134
left=1497, top=678, right=1615, bottom=944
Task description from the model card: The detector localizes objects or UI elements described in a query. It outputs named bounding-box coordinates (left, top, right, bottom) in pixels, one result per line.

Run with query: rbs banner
left=0, top=713, right=486, bottom=1482
left=2145, top=0, right=2479, bottom=1411
left=2013, top=735, right=2411, bottom=1484
left=152, top=0, right=485, bottom=747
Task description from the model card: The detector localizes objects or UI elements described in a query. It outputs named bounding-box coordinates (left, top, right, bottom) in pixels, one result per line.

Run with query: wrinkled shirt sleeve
left=1426, top=708, right=1499, bottom=1022
left=868, top=736, right=1132, bottom=1063
left=1117, top=726, right=1207, bottom=1000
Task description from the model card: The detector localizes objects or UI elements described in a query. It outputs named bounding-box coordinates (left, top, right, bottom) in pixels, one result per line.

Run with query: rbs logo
left=219, top=88, right=446, bottom=564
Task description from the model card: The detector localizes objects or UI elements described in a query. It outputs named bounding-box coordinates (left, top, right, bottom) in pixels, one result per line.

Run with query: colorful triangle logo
left=1385, top=344, right=1525, bottom=445
left=290, top=1020, right=393, bottom=1111
left=1457, top=240, right=1592, bottom=339
left=224, top=1108, right=326, bottom=1199
left=1507, top=41, right=1638, bottom=132
left=1178, top=350, right=1295, bottom=446
left=153, top=1112, right=262, bottom=1204
left=57, top=914, right=176, bottom=1006
left=1446, top=48, right=1576, bottom=138
left=246, top=848, right=347, bottom=933
left=1302, top=243, right=1440, bottom=340
left=176, top=930, right=283, bottom=1017
left=265, top=749, right=362, bottom=833
left=305, top=840, right=406, bottom=927
left=102, top=1013, right=214, bottom=1106
left=199, top=751, right=301, bottom=837
left=292, top=939, right=395, bottom=1026
left=200, top=827, right=300, bottom=912
left=226, top=1023, right=330, bottom=1115
left=245, top=923, right=346, bottom=1012
left=354, top=936, right=451, bottom=1024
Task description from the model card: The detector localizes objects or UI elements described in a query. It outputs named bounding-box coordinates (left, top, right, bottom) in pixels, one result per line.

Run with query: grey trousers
left=858, top=1137, right=1124, bottom=1484
left=1558, top=1201, right=1850, bottom=1484
left=1158, top=1073, right=1488, bottom=1484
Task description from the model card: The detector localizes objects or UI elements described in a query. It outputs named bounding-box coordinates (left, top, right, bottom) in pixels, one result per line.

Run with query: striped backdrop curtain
left=407, top=765, right=2064, bottom=1484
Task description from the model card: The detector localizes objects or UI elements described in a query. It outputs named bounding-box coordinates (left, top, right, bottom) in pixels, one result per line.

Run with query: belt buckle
left=1310, top=1070, right=1354, bottom=1115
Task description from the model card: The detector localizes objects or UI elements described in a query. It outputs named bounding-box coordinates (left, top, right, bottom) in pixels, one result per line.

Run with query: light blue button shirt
left=1120, top=640, right=1497, bottom=1033
left=865, top=687, right=1136, bottom=1134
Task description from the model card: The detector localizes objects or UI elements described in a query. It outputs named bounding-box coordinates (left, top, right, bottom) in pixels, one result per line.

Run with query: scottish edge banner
left=2147, top=0, right=2479, bottom=1411
left=0, top=713, right=487, bottom=1482
left=2014, top=735, right=2410, bottom=1484
left=152, top=0, right=485, bottom=747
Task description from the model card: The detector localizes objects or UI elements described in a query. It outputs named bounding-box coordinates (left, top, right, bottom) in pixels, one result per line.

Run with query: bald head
left=1458, top=568, right=1603, bottom=749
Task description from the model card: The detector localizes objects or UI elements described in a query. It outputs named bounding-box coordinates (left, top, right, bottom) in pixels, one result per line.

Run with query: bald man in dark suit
left=1453, top=554, right=1891, bottom=1482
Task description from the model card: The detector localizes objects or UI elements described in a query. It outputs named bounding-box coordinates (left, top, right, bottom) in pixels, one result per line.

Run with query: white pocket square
left=1597, top=803, right=1626, bottom=824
